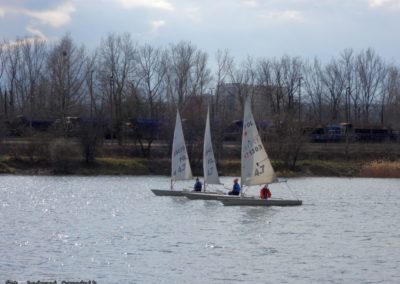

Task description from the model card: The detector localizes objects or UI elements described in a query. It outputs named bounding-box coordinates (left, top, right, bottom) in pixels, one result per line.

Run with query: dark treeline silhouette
left=0, top=33, right=399, bottom=170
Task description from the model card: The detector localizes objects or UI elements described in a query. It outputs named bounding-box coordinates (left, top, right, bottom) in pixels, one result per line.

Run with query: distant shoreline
left=1, top=157, right=399, bottom=178
left=1, top=138, right=399, bottom=178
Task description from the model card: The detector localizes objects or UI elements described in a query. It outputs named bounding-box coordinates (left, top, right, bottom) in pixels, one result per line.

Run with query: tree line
left=0, top=33, right=399, bottom=167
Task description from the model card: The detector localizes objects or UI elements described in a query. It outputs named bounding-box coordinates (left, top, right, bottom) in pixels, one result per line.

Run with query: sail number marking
left=173, top=145, right=186, bottom=156
left=243, top=120, right=253, bottom=129
left=173, top=162, right=186, bottom=176
left=255, top=164, right=265, bottom=176
left=243, top=144, right=263, bottom=159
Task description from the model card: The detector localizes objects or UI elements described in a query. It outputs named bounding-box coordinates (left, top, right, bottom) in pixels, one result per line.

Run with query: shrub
left=359, top=160, right=400, bottom=178
left=49, top=138, right=82, bottom=172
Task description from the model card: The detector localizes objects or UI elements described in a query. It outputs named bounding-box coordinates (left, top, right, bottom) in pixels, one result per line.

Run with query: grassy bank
left=1, top=138, right=399, bottom=177
left=1, top=155, right=399, bottom=178
left=0, top=156, right=171, bottom=176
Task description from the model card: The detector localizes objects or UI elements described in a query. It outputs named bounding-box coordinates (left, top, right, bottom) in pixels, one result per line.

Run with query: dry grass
left=359, top=160, right=400, bottom=178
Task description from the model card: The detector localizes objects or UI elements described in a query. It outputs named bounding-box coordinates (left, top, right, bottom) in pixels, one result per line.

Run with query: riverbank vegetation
left=1, top=155, right=399, bottom=178
left=359, top=160, right=400, bottom=178
left=0, top=138, right=399, bottom=177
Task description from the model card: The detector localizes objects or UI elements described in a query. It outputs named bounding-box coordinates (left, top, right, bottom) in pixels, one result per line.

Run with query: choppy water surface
left=0, top=176, right=399, bottom=283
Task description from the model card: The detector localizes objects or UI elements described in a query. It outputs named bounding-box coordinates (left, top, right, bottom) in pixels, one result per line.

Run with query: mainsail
left=203, top=107, right=220, bottom=185
left=241, top=97, right=276, bottom=186
left=171, top=110, right=192, bottom=181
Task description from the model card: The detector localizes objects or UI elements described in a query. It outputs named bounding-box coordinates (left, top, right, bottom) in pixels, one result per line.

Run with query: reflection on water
left=0, top=175, right=399, bottom=283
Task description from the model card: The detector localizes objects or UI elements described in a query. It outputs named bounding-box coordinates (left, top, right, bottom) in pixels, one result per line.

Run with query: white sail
left=241, top=97, right=276, bottom=186
left=171, top=110, right=192, bottom=181
left=203, top=107, right=220, bottom=185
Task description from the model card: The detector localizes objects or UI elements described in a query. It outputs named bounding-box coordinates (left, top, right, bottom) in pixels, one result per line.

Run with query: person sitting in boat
left=228, top=178, right=241, bottom=195
left=193, top=178, right=202, bottom=192
left=260, top=184, right=272, bottom=199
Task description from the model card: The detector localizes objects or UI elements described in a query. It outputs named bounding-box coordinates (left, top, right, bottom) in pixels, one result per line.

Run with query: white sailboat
left=151, top=110, right=193, bottom=196
left=203, top=107, right=221, bottom=188
left=219, top=96, right=302, bottom=206
left=184, top=107, right=226, bottom=200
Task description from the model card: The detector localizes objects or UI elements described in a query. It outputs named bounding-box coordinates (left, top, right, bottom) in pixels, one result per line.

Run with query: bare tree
left=303, top=58, right=325, bottom=123
left=340, top=49, right=355, bottom=122
left=189, top=49, right=212, bottom=168
left=15, top=37, right=47, bottom=128
left=256, top=58, right=273, bottom=106
left=47, top=34, right=89, bottom=134
left=78, top=51, right=101, bottom=164
left=163, top=42, right=212, bottom=170
left=0, top=41, right=6, bottom=138
left=97, top=33, right=139, bottom=143
left=213, top=49, right=234, bottom=163
left=84, top=52, right=97, bottom=119
left=320, top=58, right=346, bottom=121
left=167, top=41, right=196, bottom=109
left=269, top=55, right=303, bottom=115
left=0, top=41, right=6, bottom=117
left=214, top=49, right=233, bottom=105
left=191, top=49, right=211, bottom=98
left=270, top=59, right=284, bottom=114
left=280, top=55, right=303, bottom=113
left=228, top=56, right=258, bottom=114
left=257, top=58, right=272, bottom=88
left=3, top=40, right=21, bottom=120
left=356, top=48, right=387, bottom=123
left=382, top=65, right=400, bottom=126
left=0, top=41, right=5, bottom=88
left=134, top=44, right=168, bottom=156
left=137, top=44, right=167, bottom=118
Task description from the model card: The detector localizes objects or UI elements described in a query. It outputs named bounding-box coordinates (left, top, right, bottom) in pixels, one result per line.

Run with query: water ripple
left=0, top=176, right=399, bottom=283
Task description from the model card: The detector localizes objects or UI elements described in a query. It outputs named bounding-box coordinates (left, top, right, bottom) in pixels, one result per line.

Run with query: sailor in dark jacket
left=194, top=178, right=202, bottom=191
left=228, top=178, right=241, bottom=195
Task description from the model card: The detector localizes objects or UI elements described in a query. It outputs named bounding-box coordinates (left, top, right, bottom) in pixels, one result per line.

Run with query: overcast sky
left=1, top=0, right=400, bottom=64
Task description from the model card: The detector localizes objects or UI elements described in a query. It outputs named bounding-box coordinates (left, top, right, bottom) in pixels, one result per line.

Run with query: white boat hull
left=183, top=191, right=229, bottom=200
left=151, top=189, right=187, bottom=196
left=218, top=196, right=302, bottom=207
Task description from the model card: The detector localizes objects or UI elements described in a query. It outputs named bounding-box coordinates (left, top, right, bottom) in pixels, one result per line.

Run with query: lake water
left=0, top=176, right=399, bottom=283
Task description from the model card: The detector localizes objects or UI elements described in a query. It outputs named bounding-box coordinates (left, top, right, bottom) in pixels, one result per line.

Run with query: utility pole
left=4, top=89, right=8, bottom=119
left=298, top=76, right=303, bottom=122
left=62, top=50, right=68, bottom=135
left=209, top=88, right=214, bottom=120
left=109, top=74, right=114, bottom=143
left=345, top=86, right=351, bottom=160
left=90, top=70, right=94, bottom=119
left=346, top=87, right=351, bottom=123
